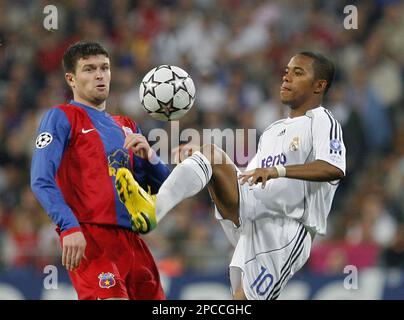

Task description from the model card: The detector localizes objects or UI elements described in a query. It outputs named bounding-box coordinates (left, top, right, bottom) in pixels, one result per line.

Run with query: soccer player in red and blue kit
left=30, top=41, right=169, bottom=300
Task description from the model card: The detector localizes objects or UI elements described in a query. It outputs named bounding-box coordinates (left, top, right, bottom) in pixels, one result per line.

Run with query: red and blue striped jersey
left=31, top=100, right=170, bottom=236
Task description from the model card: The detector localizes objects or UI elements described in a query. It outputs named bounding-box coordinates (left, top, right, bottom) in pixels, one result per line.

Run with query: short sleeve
left=312, top=109, right=346, bottom=175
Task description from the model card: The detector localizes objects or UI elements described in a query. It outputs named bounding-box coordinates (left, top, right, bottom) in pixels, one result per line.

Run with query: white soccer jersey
left=249, top=106, right=346, bottom=235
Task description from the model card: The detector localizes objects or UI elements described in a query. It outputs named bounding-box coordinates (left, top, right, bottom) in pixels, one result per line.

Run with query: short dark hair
left=298, top=51, right=335, bottom=95
left=62, top=41, right=109, bottom=74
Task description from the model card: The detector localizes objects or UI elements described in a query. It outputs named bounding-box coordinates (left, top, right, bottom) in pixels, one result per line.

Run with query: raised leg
left=200, top=144, right=240, bottom=227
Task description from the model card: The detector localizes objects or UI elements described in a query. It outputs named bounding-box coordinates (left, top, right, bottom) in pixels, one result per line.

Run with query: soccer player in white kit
left=115, top=52, right=346, bottom=300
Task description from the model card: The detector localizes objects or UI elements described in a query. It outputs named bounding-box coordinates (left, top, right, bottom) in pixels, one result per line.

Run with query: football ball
left=139, top=65, right=196, bottom=121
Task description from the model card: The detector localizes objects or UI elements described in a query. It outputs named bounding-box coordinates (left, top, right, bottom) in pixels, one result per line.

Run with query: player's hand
left=124, top=133, right=153, bottom=160
left=62, top=231, right=87, bottom=271
left=172, top=143, right=200, bottom=164
left=238, top=168, right=278, bottom=189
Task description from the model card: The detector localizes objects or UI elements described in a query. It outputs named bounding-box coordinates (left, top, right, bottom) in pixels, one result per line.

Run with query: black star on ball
left=168, top=72, right=188, bottom=95
left=143, top=77, right=159, bottom=96
left=156, top=99, right=178, bottom=117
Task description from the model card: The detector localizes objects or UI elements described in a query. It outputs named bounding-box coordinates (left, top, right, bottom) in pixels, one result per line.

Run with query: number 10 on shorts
left=250, top=266, right=274, bottom=296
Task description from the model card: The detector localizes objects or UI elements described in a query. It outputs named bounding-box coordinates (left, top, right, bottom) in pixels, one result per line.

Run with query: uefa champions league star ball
left=139, top=65, right=196, bottom=121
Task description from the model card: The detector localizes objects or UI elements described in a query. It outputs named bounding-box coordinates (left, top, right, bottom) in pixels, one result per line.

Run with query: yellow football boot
left=115, top=167, right=157, bottom=234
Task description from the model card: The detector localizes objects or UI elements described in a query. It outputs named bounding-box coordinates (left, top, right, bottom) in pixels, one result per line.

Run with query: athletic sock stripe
left=268, top=233, right=306, bottom=300
left=265, top=226, right=307, bottom=300
left=195, top=154, right=211, bottom=180
left=190, top=154, right=211, bottom=183
left=190, top=156, right=208, bottom=182
left=202, top=159, right=211, bottom=178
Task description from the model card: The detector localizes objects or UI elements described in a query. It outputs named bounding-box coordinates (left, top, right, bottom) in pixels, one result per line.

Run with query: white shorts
left=214, top=173, right=312, bottom=300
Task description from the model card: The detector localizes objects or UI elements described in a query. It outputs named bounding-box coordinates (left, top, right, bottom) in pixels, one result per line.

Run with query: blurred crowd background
left=0, top=0, right=403, bottom=285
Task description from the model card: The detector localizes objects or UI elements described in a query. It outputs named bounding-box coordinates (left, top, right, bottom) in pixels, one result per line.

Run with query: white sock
left=156, top=151, right=212, bottom=222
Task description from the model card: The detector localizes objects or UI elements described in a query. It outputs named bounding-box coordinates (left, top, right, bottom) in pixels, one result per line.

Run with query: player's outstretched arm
left=239, top=160, right=344, bottom=188
left=275, top=160, right=344, bottom=181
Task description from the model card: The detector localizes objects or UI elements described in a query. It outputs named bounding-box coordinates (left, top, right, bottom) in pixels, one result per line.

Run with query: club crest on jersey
left=330, top=139, right=342, bottom=152
left=289, top=137, right=299, bottom=151
left=98, top=272, right=116, bottom=289
left=108, top=149, right=130, bottom=176
left=122, top=126, right=133, bottom=137
left=35, top=132, right=53, bottom=149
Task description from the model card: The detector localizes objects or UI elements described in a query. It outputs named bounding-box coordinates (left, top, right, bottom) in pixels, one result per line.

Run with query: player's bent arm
left=239, top=160, right=344, bottom=187
left=282, top=160, right=344, bottom=182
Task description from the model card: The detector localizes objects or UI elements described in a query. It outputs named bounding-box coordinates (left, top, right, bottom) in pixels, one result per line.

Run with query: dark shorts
left=65, top=223, right=165, bottom=300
